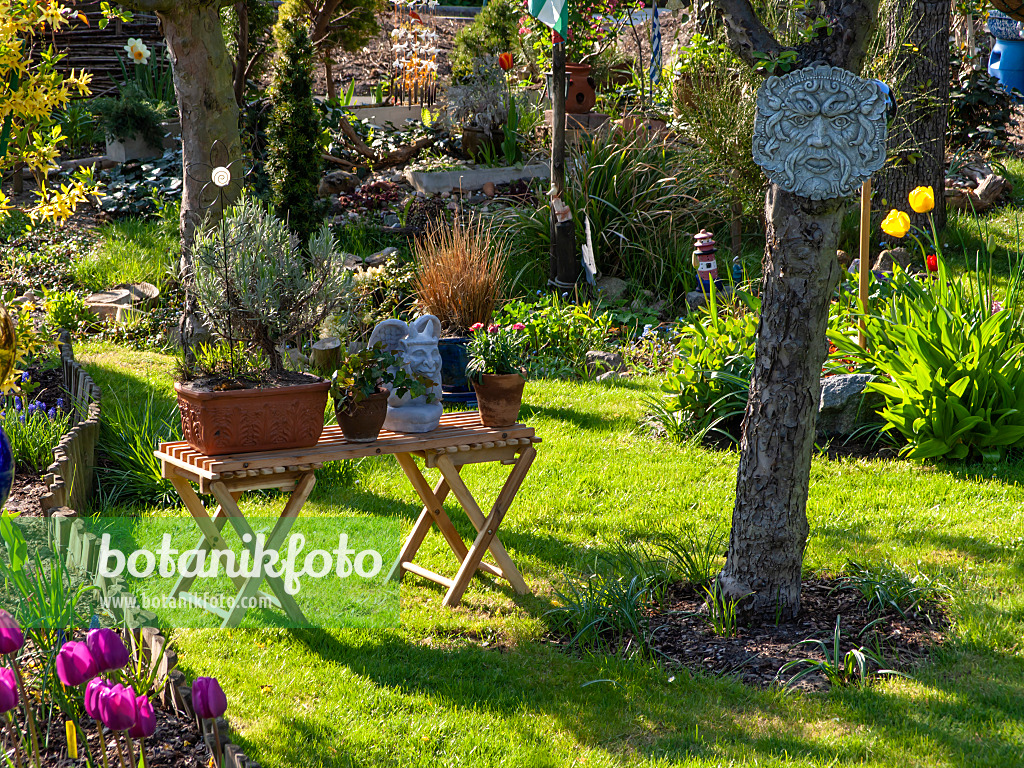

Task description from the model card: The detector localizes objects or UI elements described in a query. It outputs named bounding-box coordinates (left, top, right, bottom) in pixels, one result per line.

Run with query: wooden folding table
left=155, top=412, right=539, bottom=626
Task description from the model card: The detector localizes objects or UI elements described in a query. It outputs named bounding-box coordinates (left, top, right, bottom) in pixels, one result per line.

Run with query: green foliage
left=840, top=559, right=948, bottom=618
left=329, top=342, right=434, bottom=412
left=188, top=341, right=269, bottom=382
left=779, top=617, right=903, bottom=688
left=266, top=18, right=325, bottom=246
left=55, top=101, right=102, bottom=156
left=1, top=394, right=71, bottom=472
left=703, top=581, right=742, bottom=637
left=655, top=291, right=759, bottom=441
left=120, top=46, right=176, bottom=108
left=450, top=0, right=522, bottom=79
left=74, top=201, right=179, bottom=290
left=830, top=264, right=1024, bottom=462
left=656, top=523, right=726, bottom=587
left=279, top=0, right=379, bottom=60
left=948, top=50, right=1018, bottom=152
left=96, top=387, right=181, bottom=508
left=494, top=293, right=613, bottom=379
left=42, top=289, right=95, bottom=334
left=90, top=80, right=171, bottom=146
left=466, top=323, right=529, bottom=381
left=189, top=193, right=353, bottom=374
left=501, top=135, right=725, bottom=306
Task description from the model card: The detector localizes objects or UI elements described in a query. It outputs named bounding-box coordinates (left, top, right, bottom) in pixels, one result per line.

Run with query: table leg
left=443, top=446, right=536, bottom=607
left=386, top=474, right=452, bottom=582
left=434, top=454, right=528, bottom=595
left=208, top=474, right=316, bottom=628
left=394, top=453, right=470, bottom=564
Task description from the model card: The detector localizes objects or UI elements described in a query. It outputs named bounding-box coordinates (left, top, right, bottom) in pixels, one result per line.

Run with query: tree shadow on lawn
left=518, top=402, right=627, bottom=433
left=256, top=629, right=1024, bottom=767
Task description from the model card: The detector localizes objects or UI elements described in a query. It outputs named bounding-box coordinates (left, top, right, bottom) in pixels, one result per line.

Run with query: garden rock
left=596, top=276, right=628, bottom=301
left=817, top=374, right=884, bottom=437
left=86, top=289, right=132, bottom=307
left=318, top=170, right=359, bottom=197
left=596, top=370, right=619, bottom=383
left=586, top=350, right=624, bottom=375
left=686, top=286, right=734, bottom=313
left=873, top=248, right=912, bottom=273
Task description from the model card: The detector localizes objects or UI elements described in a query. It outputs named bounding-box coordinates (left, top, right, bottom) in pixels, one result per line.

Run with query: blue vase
left=438, top=337, right=478, bottom=405
left=0, top=425, right=13, bottom=511
left=989, top=12, right=1024, bottom=96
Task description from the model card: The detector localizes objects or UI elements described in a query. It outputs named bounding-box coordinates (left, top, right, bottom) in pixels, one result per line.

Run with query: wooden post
left=858, top=179, right=871, bottom=349
left=548, top=37, right=576, bottom=289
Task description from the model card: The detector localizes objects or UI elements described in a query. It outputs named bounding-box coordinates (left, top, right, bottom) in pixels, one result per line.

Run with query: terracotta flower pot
left=175, top=380, right=329, bottom=456
left=336, top=390, right=390, bottom=442
left=565, top=63, right=597, bottom=115
left=472, top=374, right=526, bottom=427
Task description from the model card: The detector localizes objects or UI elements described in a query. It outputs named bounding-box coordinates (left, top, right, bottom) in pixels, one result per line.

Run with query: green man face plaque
left=752, top=64, right=888, bottom=200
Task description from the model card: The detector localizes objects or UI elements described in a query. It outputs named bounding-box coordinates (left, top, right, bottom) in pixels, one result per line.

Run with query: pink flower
left=469, top=323, right=484, bottom=332
left=511, top=323, right=526, bottom=331
left=487, top=324, right=500, bottom=334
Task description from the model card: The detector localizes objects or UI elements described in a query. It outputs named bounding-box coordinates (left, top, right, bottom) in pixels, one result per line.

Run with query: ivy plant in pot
left=330, top=343, right=435, bottom=442
left=413, top=215, right=505, bottom=400
left=176, top=193, right=353, bottom=456
left=466, top=322, right=528, bottom=427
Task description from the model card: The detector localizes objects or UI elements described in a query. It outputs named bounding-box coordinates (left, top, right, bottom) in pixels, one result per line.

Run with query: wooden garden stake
left=858, top=178, right=871, bottom=348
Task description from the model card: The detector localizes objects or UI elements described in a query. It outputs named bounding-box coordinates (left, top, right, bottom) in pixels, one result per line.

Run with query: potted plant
left=329, top=343, right=435, bottom=442
left=441, top=56, right=508, bottom=161
left=176, top=193, right=353, bottom=456
left=91, top=81, right=172, bottom=163
left=413, top=216, right=505, bottom=401
left=466, top=322, right=528, bottom=427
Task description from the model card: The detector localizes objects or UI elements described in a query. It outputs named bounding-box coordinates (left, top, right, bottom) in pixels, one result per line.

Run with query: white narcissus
left=123, top=37, right=151, bottom=65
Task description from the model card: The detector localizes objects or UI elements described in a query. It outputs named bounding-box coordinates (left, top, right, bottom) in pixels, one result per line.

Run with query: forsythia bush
left=0, top=0, right=99, bottom=224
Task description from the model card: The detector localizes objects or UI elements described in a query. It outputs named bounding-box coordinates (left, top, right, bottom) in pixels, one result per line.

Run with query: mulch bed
left=5, top=473, right=48, bottom=517
left=18, top=702, right=213, bottom=767
left=647, top=578, right=945, bottom=691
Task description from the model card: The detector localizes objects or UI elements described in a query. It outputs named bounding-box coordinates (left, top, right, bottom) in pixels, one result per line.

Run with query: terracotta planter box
left=175, top=380, right=329, bottom=456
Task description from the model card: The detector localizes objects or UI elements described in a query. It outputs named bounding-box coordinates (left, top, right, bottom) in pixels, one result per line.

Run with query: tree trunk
left=717, top=185, right=845, bottom=620
left=875, top=0, right=950, bottom=233
left=233, top=1, right=249, bottom=108
left=158, top=2, right=242, bottom=255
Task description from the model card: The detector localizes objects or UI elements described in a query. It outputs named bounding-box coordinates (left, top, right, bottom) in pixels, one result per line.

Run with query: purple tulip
left=85, top=678, right=111, bottom=720
left=98, top=683, right=137, bottom=731
left=56, top=641, right=97, bottom=687
left=128, top=694, right=156, bottom=738
left=0, top=610, right=24, bottom=654
left=86, top=628, right=129, bottom=673
left=191, top=677, right=227, bottom=720
left=0, top=668, right=17, bottom=713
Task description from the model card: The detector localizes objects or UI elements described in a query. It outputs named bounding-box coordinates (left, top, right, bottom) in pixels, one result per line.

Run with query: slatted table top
left=157, top=411, right=536, bottom=481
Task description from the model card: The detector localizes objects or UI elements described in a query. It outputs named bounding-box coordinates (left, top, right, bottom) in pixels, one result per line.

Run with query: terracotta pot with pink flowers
left=466, top=322, right=529, bottom=427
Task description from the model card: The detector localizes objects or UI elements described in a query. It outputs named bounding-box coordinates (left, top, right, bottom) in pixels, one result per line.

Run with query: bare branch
left=712, top=0, right=785, bottom=69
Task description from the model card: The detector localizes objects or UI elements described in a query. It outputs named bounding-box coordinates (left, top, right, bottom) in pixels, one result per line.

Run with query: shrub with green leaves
left=830, top=264, right=1024, bottom=462
left=494, top=293, right=613, bottom=378
left=266, top=18, right=325, bottom=247
left=90, top=81, right=171, bottom=146
left=450, top=0, right=522, bottom=79
left=654, top=291, right=759, bottom=441
left=42, top=290, right=96, bottom=334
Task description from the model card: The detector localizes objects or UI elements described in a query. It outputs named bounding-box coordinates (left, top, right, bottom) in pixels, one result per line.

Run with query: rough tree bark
left=874, top=0, right=950, bottom=232
left=118, top=0, right=242, bottom=253
left=712, top=0, right=879, bottom=620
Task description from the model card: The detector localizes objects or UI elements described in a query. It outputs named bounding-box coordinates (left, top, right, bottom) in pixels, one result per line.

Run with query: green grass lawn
left=77, top=342, right=1024, bottom=768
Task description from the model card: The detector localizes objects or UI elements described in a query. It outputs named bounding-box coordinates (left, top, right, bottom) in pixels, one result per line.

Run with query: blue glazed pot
left=438, top=336, right=471, bottom=393
left=0, top=425, right=13, bottom=510
left=989, top=37, right=1024, bottom=97
left=988, top=10, right=1024, bottom=40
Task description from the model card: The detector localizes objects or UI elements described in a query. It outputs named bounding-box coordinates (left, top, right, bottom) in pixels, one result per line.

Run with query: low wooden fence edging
left=40, top=333, right=101, bottom=514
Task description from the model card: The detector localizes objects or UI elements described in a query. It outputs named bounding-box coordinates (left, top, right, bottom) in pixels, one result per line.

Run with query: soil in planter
left=178, top=370, right=323, bottom=393
left=14, top=700, right=214, bottom=767
left=5, top=473, right=48, bottom=516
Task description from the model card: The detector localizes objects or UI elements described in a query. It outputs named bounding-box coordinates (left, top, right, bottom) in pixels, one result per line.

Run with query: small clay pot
left=565, top=63, right=597, bottom=115
left=336, top=390, right=390, bottom=442
left=472, top=374, right=526, bottom=427
left=461, top=124, right=501, bottom=161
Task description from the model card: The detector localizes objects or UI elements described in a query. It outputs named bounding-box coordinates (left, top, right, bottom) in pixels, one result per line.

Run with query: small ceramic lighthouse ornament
left=692, top=230, right=718, bottom=293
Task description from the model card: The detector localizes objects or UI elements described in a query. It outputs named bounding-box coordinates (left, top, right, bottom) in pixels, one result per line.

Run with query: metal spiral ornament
left=211, top=166, right=232, bottom=188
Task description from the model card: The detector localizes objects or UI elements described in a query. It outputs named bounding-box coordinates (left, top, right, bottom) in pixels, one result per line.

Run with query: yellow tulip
left=908, top=186, right=935, bottom=214
left=881, top=209, right=911, bottom=238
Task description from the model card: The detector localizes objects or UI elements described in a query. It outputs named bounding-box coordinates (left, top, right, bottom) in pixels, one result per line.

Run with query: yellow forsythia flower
left=908, top=185, right=935, bottom=214
left=881, top=209, right=911, bottom=238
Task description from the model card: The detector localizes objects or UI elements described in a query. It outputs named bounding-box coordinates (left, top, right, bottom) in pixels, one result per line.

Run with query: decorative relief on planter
left=752, top=64, right=888, bottom=200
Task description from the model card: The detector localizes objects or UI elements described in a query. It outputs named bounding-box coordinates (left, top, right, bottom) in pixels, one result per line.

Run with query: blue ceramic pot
left=438, top=336, right=471, bottom=393
left=0, top=425, right=13, bottom=510
left=988, top=10, right=1024, bottom=40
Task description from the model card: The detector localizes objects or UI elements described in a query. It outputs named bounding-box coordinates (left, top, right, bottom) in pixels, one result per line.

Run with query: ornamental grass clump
left=186, top=193, right=352, bottom=380
left=412, top=216, right=506, bottom=337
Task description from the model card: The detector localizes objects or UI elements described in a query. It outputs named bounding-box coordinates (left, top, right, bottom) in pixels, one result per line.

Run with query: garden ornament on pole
left=529, top=0, right=578, bottom=290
